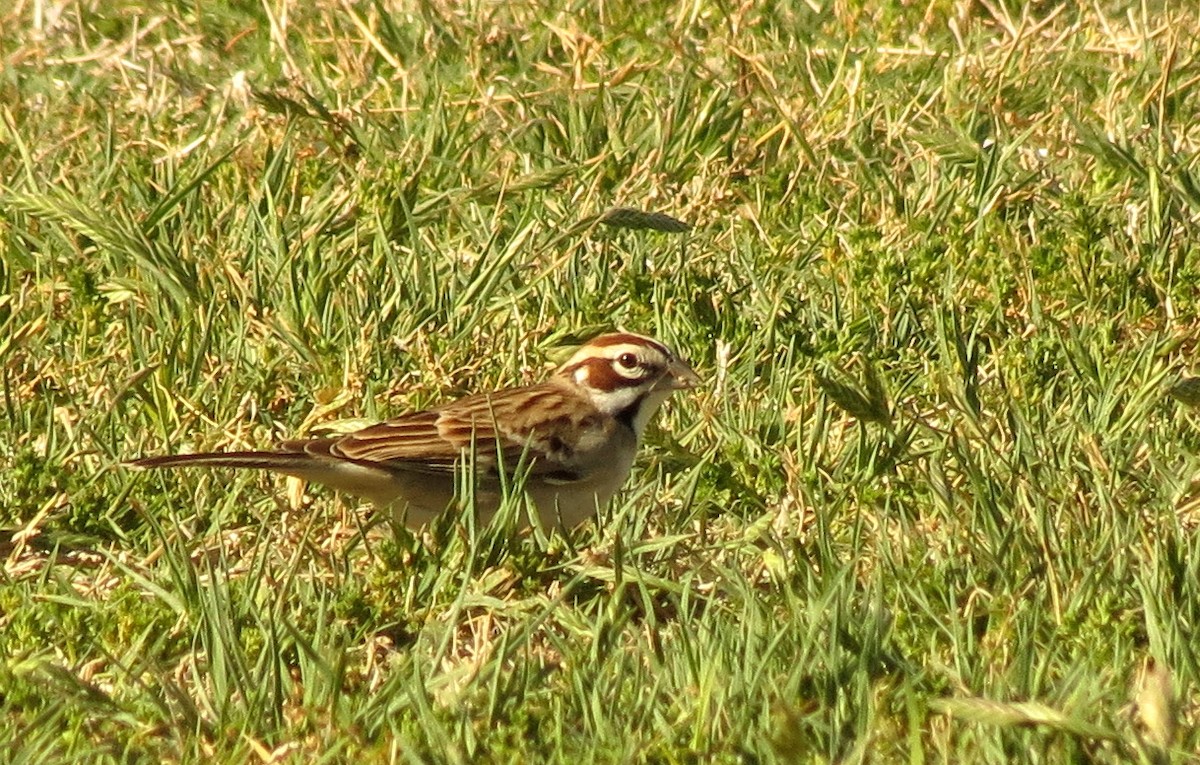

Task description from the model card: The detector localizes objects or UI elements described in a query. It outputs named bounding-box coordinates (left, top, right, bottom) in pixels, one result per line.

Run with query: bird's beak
left=659, top=358, right=702, bottom=391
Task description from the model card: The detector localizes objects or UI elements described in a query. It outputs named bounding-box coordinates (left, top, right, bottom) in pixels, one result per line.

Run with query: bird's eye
left=617, top=352, right=638, bottom=369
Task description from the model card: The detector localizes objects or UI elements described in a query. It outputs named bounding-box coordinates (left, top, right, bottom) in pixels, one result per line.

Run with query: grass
left=2, top=0, right=1200, bottom=761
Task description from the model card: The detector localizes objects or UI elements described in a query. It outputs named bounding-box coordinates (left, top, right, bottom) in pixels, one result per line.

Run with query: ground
left=2, top=1, right=1199, bottom=762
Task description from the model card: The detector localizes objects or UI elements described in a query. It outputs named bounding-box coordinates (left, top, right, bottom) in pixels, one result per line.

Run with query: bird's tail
left=126, top=451, right=312, bottom=471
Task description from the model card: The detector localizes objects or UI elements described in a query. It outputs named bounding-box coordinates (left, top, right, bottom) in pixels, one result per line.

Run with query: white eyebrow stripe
left=606, top=342, right=666, bottom=358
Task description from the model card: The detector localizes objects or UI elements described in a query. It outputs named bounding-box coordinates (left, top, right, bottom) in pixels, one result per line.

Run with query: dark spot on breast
left=615, top=400, right=642, bottom=432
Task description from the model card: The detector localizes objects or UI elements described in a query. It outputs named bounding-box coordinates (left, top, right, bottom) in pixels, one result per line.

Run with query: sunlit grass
left=3, top=1, right=1200, bottom=762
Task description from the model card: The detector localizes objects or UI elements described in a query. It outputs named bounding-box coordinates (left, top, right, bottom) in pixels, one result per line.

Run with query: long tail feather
left=126, top=451, right=310, bottom=471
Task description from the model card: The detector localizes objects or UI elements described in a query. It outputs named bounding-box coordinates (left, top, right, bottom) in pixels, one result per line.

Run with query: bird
left=129, top=332, right=700, bottom=529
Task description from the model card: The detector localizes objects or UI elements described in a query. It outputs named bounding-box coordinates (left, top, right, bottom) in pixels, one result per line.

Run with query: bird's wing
left=285, top=383, right=599, bottom=481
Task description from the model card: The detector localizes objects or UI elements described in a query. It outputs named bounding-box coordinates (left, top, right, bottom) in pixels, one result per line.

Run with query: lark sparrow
left=130, top=332, right=699, bottom=528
